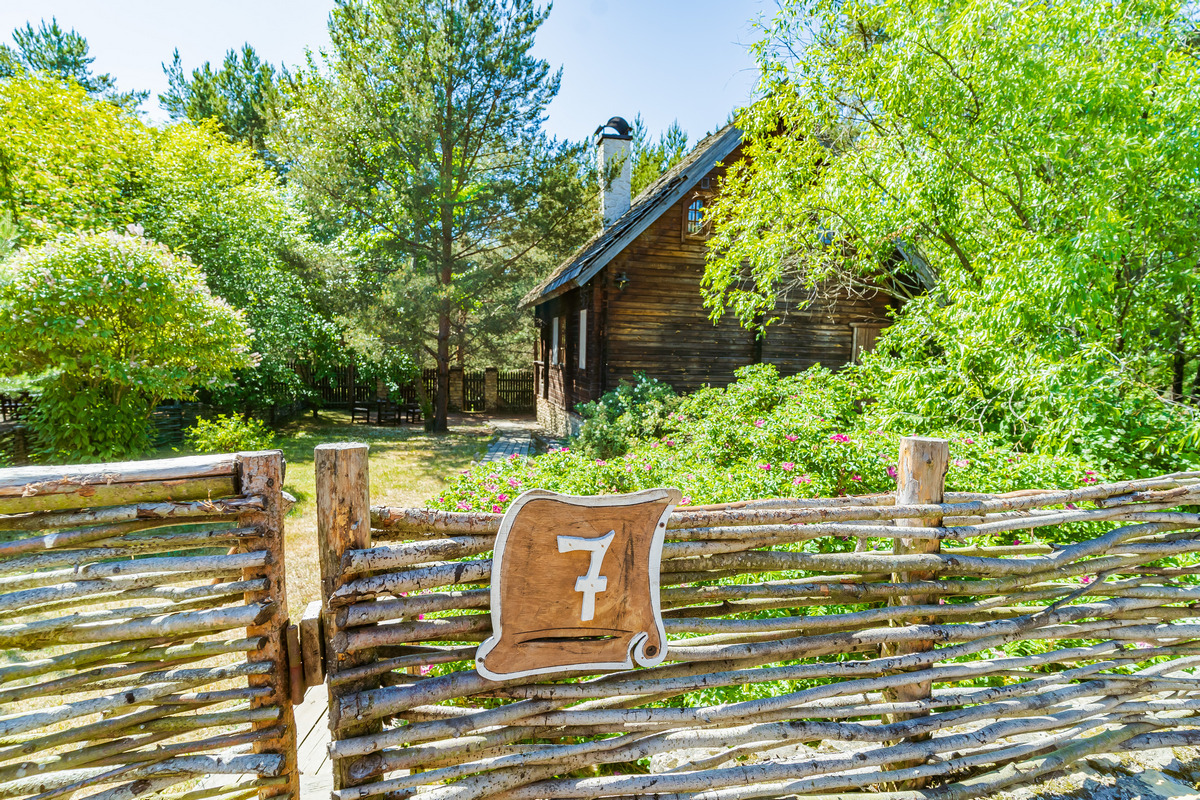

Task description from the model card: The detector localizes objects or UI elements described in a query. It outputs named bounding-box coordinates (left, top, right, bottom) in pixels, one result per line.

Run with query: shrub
left=0, top=231, right=253, bottom=462
left=432, top=364, right=1099, bottom=514
left=574, top=372, right=681, bottom=459
left=184, top=414, right=275, bottom=453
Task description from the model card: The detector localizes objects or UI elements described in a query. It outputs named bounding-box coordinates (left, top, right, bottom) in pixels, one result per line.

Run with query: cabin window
left=700, top=176, right=711, bottom=190
left=551, top=316, right=560, bottom=365
left=686, top=198, right=705, bottom=235
left=578, top=309, right=587, bottom=370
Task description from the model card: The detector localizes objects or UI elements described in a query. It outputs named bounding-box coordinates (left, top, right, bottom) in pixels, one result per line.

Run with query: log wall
left=318, top=447, right=1200, bottom=800
left=0, top=452, right=299, bottom=800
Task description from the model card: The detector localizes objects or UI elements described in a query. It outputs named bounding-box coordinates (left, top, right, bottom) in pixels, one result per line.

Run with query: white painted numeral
left=557, top=530, right=615, bottom=622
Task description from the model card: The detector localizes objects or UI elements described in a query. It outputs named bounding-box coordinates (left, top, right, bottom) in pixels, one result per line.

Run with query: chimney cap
left=594, top=116, right=632, bottom=139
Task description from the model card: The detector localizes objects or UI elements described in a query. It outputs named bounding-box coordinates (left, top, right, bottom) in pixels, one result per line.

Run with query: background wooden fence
left=313, top=440, right=1200, bottom=800
left=0, top=452, right=299, bottom=800
left=294, top=366, right=533, bottom=413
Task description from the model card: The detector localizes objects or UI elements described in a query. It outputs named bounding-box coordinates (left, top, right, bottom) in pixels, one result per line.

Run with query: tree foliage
left=0, top=18, right=145, bottom=107
left=630, top=115, right=689, bottom=196
left=160, top=45, right=287, bottom=169
left=0, top=74, right=339, bottom=415
left=0, top=232, right=252, bottom=461
left=706, top=0, right=1200, bottom=471
left=275, top=0, right=592, bottom=430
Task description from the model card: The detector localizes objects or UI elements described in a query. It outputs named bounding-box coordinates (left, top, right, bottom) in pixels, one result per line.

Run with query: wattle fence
left=312, top=441, right=1200, bottom=800
left=0, top=452, right=300, bottom=800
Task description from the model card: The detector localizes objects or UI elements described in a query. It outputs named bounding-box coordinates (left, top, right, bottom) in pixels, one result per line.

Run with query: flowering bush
left=0, top=231, right=253, bottom=461
left=431, top=364, right=1100, bottom=513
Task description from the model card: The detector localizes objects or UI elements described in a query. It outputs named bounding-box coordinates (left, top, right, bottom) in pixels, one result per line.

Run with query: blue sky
left=0, top=0, right=772, bottom=143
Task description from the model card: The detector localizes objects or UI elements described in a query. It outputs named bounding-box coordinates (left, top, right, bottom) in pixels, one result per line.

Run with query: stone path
left=483, top=417, right=536, bottom=461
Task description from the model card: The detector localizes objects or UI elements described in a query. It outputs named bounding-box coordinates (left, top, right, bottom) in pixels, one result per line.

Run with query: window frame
left=578, top=308, right=588, bottom=370
left=682, top=191, right=712, bottom=240
left=551, top=316, right=560, bottom=365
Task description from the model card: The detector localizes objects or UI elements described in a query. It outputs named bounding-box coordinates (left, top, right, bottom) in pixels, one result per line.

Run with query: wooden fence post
left=884, top=436, right=948, bottom=718
left=235, top=450, right=300, bottom=800
left=485, top=367, right=499, bottom=411
left=316, top=442, right=380, bottom=790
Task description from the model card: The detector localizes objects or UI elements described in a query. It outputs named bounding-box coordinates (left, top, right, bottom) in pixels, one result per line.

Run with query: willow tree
left=277, top=0, right=589, bottom=431
left=706, top=0, right=1200, bottom=470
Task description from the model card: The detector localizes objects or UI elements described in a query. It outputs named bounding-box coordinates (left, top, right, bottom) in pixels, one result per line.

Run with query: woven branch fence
left=314, top=440, right=1200, bottom=800
left=0, top=452, right=299, bottom=800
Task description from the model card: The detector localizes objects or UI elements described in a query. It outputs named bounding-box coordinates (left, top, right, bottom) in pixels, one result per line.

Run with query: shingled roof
left=519, top=122, right=744, bottom=309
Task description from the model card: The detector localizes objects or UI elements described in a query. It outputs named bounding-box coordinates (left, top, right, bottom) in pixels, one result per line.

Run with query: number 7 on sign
left=557, top=530, right=616, bottom=622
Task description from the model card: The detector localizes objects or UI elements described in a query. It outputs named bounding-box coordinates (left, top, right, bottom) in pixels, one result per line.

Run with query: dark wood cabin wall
left=537, top=288, right=604, bottom=417
left=602, top=194, right=756, bottom=394
left=760, top=291, right=895, bottom=374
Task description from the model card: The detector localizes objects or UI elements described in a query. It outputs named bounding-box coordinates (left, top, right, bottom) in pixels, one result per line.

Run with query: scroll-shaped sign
left=476, top=487, right=681, bottom=681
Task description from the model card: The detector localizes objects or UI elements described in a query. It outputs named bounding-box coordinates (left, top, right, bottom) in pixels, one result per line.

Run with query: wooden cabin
left=521, top=118, right=897, bottom=437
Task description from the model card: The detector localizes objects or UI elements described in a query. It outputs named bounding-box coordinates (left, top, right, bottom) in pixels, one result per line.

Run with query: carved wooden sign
left=476, top=487, right=681, bottom=681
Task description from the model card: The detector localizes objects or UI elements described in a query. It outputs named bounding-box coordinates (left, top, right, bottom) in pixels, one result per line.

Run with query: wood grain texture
left=316, top=442, right=381, bottom=790
left=477, top=488, right=681, bottom=680
left=236, top=450, right=299, bottom=800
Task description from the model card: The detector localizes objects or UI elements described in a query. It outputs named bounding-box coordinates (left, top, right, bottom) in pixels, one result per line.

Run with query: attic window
left=700, top=176, right=711, bottom=190
left=686, top=198, right=705, bottom=235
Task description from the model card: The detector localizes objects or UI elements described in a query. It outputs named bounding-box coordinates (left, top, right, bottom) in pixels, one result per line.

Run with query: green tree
left=140, top=121, right=341, bottom=414
left=0, top=74, right=148, bottom=243
left=705, top=0, right=1200, bottom=470
left=161, top=45, right=287, bottom=168
left=0, top=75, right=341, bottom=414
left=276, top=0, right=591, bottom=431
left=0, top=18, right=146, bottom=106
left=630, top=115, right=689, bottom=196
left=0, top=231, right=252, bottom=461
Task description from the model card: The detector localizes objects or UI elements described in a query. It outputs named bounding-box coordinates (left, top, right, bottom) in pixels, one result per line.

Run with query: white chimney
left=595, top=116, right=632, bottom=227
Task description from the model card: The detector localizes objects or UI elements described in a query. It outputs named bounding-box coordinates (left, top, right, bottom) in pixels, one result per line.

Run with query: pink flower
left=644, top=464, right=652, bottom=472
left=416, top=614, right=424, bottom=620
left=1082, top=476, right=1097, bottom=484
left=781, top=462, right=795, bottom=471
left=938, top=598, right=947, bottom=605
left=650, top=442, right=659, bottom=448
left=963, top=438, right=975, bottom=445
left=663, top=440, right=675, bottom=446
left=1085, top=470, right=1096, bottom=475
left=595, top=459, right=607, bottom=466
left=1080, top=575, right=1093, bottom=584
left=419, top=664, right=432, bottom=676
left=507, top=477, right=521, bottom=487
left=830, top=434, right=850, bottom=443
left=1013, top=537, right=1022, bottom=545
left=953, top=458, right=970, bottom=468
left=496, top=493, right=508, bottom=502
left=793, top=475, right=812, bottom=485
left=753, top=419, right=766, bottom=428
left=508, top=453, right=519, bottom=461
left=786, top=434, right=799, bottom=442
left=491, top=504, right=502, bottom=513
left=758, top=463, right=772, bottom=471
left=851, top=475, right=863, bottom=482
left=456, top=501, right=470, bottom=511
left=680, top=496, right=691, bottom=505
left=886, top=465, right=897, bottom=479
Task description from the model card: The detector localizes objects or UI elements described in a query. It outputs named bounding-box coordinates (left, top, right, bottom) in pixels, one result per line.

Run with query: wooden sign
left=476, top=487, right=681, bottom=681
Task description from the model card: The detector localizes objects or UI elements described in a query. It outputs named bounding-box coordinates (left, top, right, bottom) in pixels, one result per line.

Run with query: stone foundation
left=536, top=397, right=582, bottom=438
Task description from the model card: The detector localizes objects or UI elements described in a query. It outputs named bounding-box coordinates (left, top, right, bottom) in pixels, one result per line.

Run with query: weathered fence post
left=235, top=450, right=300, bottom=800
left=883, top=436, right=948, bottom=725
left=316, top=442, right=381, bottom=790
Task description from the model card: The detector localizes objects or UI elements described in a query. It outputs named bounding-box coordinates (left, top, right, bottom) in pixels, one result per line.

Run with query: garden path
left=482, top=417, right=535, bottom=461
